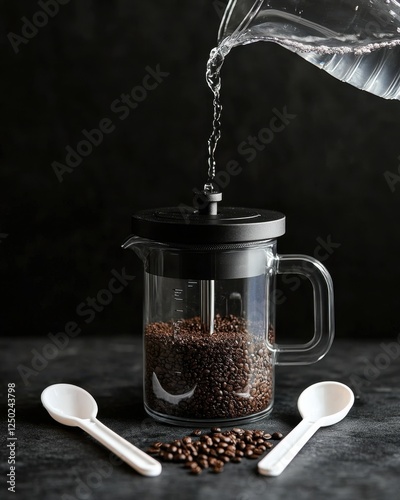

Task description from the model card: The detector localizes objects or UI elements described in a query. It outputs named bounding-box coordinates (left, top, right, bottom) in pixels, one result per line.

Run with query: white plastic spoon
left=258, top=381, right=354, bottom=477
left=41, top=383, right=162, bottom=477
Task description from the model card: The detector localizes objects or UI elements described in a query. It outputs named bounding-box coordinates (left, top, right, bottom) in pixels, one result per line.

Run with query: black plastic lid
left=131, top=206, right=286, bottom=245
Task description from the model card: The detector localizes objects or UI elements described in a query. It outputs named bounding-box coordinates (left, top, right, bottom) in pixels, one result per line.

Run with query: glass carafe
left=123, top=205, right=334, bottom=426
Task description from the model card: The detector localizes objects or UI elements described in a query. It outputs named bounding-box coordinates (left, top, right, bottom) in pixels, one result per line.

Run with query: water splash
left=206, top=47, right=226, bottom=184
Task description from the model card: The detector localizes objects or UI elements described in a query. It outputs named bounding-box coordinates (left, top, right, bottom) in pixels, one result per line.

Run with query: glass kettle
left=215, top=0, right=400, bottom=100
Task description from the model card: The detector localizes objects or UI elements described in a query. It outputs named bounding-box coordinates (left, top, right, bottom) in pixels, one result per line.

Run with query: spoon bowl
left=298, top=380, right=355, bottom=426
left=41, top=383, right=98, bottom=426
left=41, top=383, right=162, bottom=477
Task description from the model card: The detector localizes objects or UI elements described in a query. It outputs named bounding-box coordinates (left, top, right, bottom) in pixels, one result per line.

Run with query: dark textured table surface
left=1, top=335, right=399, bottom=500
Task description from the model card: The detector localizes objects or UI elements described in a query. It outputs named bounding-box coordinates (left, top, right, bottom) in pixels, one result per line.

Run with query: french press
left=123, top=189, right=334, bottom=426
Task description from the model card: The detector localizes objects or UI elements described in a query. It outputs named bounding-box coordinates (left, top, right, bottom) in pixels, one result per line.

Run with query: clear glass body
left=122, top=236, right=334, bottom=426
left=143, top=243, right=277, bottom=425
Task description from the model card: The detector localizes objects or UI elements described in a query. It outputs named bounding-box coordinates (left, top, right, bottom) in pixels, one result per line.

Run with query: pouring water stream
left=206, top=0, right=400, bottom=184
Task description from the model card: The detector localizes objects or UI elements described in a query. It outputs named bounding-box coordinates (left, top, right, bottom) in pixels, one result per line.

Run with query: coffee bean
left=145, top=316, right=274, bottom=421
left=253, top=448, right=264, bottom=455
left=187, top=444, right=196, bottom=454
left=198, top=459, right=209, bottom=469
left=221, top=436, right=232, bottom=443
left=211, top=427, right=222, bottom=433
left=191, top=429, right=202, bottom=436
left=272, top=432, right=284, bottom=440
left=224, top=449, right=235, bottom=458
left=184, top=461, right=194, bottom=469
left=147, top=426, right=283, bottom=474
left=232, top=428, right=244, bottom=435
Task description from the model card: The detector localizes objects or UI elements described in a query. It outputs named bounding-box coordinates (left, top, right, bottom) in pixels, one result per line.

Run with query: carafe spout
left=121, top=236, right=153, bottom=262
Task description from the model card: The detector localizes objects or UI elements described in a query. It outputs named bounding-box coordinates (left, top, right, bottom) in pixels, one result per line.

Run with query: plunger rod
left=200, top=279, right=215, bottom=334
left=196, top=188, right=221, bottom=335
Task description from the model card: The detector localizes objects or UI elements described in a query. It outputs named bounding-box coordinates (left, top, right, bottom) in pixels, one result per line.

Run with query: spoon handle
left=79, top=418, right=162, bottom=477
left=258, top=419, right=320, bottom=476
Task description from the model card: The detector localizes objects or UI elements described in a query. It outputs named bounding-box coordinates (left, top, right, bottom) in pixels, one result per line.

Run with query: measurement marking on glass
left=174, top=288, right=184, bottom=300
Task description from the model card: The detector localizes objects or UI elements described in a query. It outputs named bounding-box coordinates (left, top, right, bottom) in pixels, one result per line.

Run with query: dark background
left=1, top=0, right=400, bottom=340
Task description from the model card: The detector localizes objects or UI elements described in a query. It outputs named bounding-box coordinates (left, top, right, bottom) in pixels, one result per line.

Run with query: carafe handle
left=275, top=254, right=334, bottom=365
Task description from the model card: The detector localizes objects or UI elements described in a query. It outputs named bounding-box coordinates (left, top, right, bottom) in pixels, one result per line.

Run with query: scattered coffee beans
left=145, top=315, right=275, bottom=420
left=147, top=427, right=283, bottom=474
